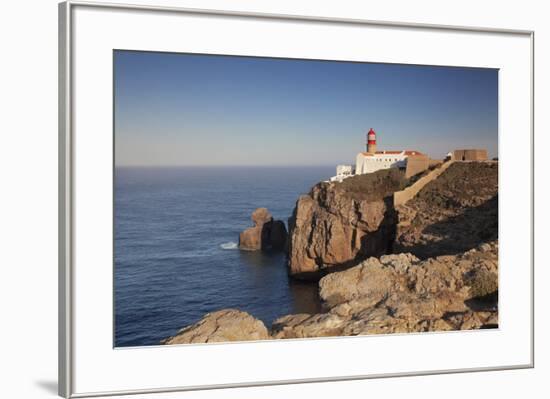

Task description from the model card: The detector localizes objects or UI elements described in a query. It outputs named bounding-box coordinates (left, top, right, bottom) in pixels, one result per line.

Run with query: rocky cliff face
left=287, top=169, right=406, bottom=278
left=287, top=162, right=498, bottom=277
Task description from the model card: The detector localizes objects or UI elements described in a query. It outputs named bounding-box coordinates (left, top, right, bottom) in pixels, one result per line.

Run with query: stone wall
left=405, top=154, right=430, bottom=178
left=452, top=149, right=488, bottom=161
left=394, top=160, right=454, bottom=207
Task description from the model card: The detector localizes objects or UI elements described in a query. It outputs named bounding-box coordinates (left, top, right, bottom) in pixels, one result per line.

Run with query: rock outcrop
left=272, top=241, right=498, bottom=339
left=287, top=169, right=407, bottom=278
left=395, top=162, right=498, bottom=258
left=161, top=309, right=269, bottom=344
left=239, top=208, right=288, bottom=251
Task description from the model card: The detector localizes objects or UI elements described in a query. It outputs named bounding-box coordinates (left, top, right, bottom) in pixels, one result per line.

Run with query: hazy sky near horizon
left=114, top=51, right=498, bottom=166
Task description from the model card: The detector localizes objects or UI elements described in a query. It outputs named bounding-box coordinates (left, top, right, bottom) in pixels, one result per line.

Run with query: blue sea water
left=114, top=166, right=333, bottom=347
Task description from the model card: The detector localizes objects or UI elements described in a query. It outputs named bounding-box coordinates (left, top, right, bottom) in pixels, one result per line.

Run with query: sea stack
left=239, top=208, right=288, bottom=251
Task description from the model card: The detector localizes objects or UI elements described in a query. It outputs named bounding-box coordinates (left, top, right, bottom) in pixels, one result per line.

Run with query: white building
left=328, top=128, right=427, bottom=182
left=355, top=128, right=424, bottom=175
left=355, top=150, right=422, bottom=175
left=329, top=164, right=355, bottom=182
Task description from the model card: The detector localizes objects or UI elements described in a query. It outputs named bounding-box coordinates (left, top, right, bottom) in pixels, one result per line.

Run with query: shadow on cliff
left=357, top=195, right=398, bottom=259
left=396, top=194, right=498, bottom=259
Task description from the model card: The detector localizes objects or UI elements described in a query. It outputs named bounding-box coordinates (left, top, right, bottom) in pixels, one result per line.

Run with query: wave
left=220, top=241, right=238, bottom=250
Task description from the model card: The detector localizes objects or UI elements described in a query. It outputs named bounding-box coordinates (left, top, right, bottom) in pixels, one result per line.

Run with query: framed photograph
left=59, top=1, right=534, bottom=397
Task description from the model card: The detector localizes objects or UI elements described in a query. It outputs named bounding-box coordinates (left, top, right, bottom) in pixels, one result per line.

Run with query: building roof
left=359, top=150, right=424, bottom=157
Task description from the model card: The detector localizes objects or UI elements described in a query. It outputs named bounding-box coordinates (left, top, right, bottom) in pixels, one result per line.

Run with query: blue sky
left=114, top=50, right=498, bottom=166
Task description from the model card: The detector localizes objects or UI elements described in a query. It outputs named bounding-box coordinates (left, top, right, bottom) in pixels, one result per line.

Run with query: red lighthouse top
left=366, top=128, right=377, bottom=153
left=367, top=128, right=376, bottom=143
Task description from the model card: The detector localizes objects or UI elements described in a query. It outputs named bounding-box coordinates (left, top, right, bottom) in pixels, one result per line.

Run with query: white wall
left=0, top=0, right=548, bottom=398
left=356, top=153, right=407, bottom=174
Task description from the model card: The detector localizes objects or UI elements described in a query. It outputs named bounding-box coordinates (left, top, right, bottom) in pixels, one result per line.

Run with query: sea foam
left=220, top=241, right=238, bottom=250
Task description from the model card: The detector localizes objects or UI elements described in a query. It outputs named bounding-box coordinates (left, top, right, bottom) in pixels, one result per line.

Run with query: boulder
left=318, top=253, right=419, bottom=308
left=161, top=309, right=269, bottom=344
left=239, top=208, right=288, bottom=251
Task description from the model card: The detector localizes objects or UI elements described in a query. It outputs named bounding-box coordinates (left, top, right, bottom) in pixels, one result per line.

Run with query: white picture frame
left=59, top=1, right=534, bottom=397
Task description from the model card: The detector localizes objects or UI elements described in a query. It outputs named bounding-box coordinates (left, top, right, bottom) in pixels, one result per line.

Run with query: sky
left=114, top=50, right=498, bottom=166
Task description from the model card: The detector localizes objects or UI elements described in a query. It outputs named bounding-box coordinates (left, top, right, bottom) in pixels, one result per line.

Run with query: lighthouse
left=329, top=128, right=429, bottom=182
left=366, top=128, right=377, bottom=154
left=355, top=129, right=427, bottom=176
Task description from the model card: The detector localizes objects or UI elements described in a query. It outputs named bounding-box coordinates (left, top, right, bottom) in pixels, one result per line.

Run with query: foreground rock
left=239, top=208, right=288, bottom=251
left=287, top=168, right=406, bottom=278
left=272, top=241, right=498, bottom=338
left=161, top=309, right=269, bottom=344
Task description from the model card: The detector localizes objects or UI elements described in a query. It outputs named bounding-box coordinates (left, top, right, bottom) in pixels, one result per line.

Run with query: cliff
left=287, top=161, right=498, bottom=277
left=287, top=168, right=407, bottom=279
left=162, top=161, right=499, bottom=344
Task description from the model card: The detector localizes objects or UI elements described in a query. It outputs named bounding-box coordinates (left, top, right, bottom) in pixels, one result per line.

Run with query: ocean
left=114, top=166, right=333, bottom=347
